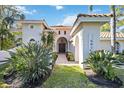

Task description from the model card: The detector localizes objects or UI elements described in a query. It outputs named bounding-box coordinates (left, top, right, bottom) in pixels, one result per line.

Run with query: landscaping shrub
left=52, top=52, right=58, bottom=61
left=112, top=54, right=124, bottom=63
left=52, top=52, right=58, bottom=66
left=8, top=42, right=54, bottom=87
left=85, top=50, right=121, bottom=83
left=122, top=50, right=124, bottom=55
left=0, top=63, right=11, bottom=88
left=66, top=52, right=75, bottom=61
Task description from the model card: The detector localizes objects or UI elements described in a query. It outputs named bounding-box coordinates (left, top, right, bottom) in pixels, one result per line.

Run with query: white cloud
left=57, top=15, right=77, bottom=26
left=89, top=9, right=102, bottom=14
left=51, top=5, right=64, bottom=10
left=15, top=6, right=37, bottom=15
left=92, top=9, right=102, bottom=13
left=56, top=5, right=63, bottom=10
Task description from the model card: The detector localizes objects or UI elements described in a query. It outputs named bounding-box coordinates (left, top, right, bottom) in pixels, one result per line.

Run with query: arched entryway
left=75, top=36, right=79, bottom=62
left=57, top=37, right=67, bottom=53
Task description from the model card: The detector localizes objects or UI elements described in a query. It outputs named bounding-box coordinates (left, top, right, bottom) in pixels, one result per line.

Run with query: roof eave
left=70, top=16, right=110, bottom=36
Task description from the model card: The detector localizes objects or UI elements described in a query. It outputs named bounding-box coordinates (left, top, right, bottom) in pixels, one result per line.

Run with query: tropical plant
left=52, top=52, right=58, bottom=61
left=100, top=23, right=111, bottom=32
left=66, top=51, right=75, bottom=61
left=1, top=36, right=15, bottom=50
left=122, top=50, right=124, bottom=55
left=41, top=31, right=55, bottom=50
left=85, top=50, right=120, bottom=82
left=100, top=20, right=124, bottom=32
left=52, top=52, right=58, bottom=68
left=112, top=54, right=124, bottom=63
left=11, top=32, right=22, bottom=46
left=0, top=5, right=25, bottom=50
left=8, top=42, right=54, bottom=87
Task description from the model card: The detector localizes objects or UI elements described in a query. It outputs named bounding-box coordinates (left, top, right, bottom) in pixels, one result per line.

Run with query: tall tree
left=41, top=31, right=55, bottom=50
left=111, top=5, right=116, bottom=53
left=89, top=5, right=124, bottom=53
left=0, top=5, right=25, bottom=50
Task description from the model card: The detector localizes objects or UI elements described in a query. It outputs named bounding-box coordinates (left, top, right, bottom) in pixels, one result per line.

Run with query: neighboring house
left=10, top=14, right=124, bottom=68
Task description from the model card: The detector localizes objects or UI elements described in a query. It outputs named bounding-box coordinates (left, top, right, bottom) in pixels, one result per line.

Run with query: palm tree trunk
left=111, top=5, right=116, bottom=53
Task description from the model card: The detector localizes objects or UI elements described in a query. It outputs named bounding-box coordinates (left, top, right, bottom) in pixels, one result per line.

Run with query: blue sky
left=16, top=5, right=110, bottom=26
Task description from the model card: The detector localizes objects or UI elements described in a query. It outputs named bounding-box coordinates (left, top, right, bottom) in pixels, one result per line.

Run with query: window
left=58, top=31, right=60, bottom=34
left=64, top=31, right=66, bottom=35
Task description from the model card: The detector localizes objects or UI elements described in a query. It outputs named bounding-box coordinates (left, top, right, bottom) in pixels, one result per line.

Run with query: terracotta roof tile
left=100, top=32, right=124, bottom=38
left=77, top=14, right=113, bottom=18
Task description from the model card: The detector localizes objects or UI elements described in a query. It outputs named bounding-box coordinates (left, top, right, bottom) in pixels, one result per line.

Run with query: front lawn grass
left=42, top=65, right=97, bottom=88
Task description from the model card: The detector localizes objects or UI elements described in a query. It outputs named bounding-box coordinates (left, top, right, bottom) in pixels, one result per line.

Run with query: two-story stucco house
left=11, top=14, right=124, bottom=68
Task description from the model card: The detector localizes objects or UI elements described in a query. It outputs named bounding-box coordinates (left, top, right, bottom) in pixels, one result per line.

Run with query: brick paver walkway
left=56, top=53, right=78, bottom=65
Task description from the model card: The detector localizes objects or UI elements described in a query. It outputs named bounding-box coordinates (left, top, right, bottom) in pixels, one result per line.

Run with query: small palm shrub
left=66, top=52, right=75, bottom=61
left=52, top=52, right=58, bottom=62
left=51, top=52, right=58, bottom=68
left=85, top=50, right=120, bottom=82
left=122, top=50, right=124, bottom=55
left=112, top=54, right=124, bottom=63
left=8, top=42, right=53, bottom=87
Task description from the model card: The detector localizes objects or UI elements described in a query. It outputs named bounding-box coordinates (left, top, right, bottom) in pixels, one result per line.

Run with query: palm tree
left=89, top=5, right=123, bottom=53
left=110, top=5, right=116, bottom=53
left=0, top=5, right=25, bottom=50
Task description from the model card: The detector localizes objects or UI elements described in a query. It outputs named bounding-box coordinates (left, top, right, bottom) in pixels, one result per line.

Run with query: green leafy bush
left=66, top=52, right=75, bottom=61
left=8, top=42, right=54, bottom=87
left=112, top=54, right=124, bottom=63
left=51, top=52, right=58, bottom=69
left=52, top=52, right=58, bottom=62
left=85, top=50, right=120, bottom=82
left=122, top=50, right=124, bottom=55
left=0, top=63, right=11, bottom=88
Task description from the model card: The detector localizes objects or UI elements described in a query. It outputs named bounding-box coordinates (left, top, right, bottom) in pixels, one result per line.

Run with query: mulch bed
left=84, top=69, right=122, bottom=88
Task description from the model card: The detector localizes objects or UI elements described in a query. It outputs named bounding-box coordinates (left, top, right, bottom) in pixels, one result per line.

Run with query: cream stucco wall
left=82, top=22, right=101, bottom=60
left=70, top=24, right=83, bottom=66
left=100, top=40, right=124, bottom=52
left=10, top=19, right=124, bottom=69
left=70, top=22, right=106, bottom=68
left=22, top=23, right=44, bottom=44
left=53, top=30, right=71, bottom=52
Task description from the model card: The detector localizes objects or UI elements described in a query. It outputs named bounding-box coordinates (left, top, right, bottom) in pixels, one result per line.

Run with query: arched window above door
left=29, top=38, right=35, bottom=43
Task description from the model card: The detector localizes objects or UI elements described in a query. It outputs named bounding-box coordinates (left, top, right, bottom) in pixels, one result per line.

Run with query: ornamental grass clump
left=85, top=50, right=122, bottom=84
left=8, top=42, right=54, bottom=87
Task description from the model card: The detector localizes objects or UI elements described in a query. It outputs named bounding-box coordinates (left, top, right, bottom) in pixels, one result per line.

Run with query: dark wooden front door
left=59, top=43, right=65, bottom=53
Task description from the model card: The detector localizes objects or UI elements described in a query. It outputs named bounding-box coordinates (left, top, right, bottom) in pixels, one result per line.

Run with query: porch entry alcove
left=57, top=37, right=68, bottom=53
